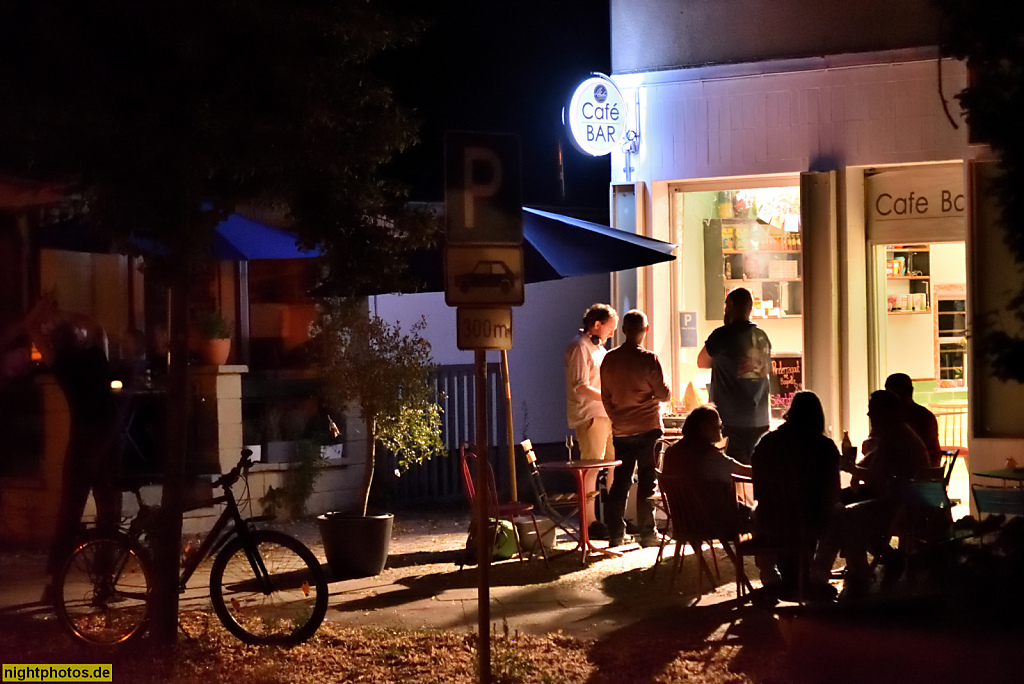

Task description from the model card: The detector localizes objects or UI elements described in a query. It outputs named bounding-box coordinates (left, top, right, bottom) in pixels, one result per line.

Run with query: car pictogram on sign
left=455, top=260, right=518, bottom=293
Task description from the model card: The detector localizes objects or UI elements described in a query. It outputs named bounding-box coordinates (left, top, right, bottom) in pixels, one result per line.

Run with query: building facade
left=606, top=0, right=1024, bottom=486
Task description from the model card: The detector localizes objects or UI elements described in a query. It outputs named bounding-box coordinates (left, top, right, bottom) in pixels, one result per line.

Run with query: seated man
left=818, top=390, right=929, bottom=598
left=885, top=372, right=941, bottom=468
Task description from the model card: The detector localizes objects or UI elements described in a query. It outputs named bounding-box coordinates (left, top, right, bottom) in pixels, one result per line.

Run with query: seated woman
left=751, top=391, right=840, bottom=595
left=661, top=404, right=752, bottom=538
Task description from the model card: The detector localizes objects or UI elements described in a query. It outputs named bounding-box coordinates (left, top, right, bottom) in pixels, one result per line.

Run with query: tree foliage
left=0, top=0, right=439, bottom=283
left=937, top=1, right=1024, bottom=380
left=315, top=299, right=446, bottom=516
left=0, top=0, right=438, bottom=641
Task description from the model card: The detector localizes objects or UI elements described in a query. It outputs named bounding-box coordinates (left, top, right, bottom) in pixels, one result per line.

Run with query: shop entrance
left=872, top=240, right=968, bottom=450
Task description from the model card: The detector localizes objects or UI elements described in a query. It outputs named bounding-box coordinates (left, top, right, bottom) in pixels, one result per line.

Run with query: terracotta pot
left=199, top=337, right=231, bottom=366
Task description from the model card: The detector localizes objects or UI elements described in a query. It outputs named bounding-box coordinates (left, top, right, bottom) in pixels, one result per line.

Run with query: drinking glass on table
left=565, top=435, right=575, bottom=461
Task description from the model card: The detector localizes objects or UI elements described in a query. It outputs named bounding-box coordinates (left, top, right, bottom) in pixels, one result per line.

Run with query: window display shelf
left=884, top=244, right=930, bottom=314
left=887, top=309, right=932, bottom=315
left=704, top=216, right=803, bottom=318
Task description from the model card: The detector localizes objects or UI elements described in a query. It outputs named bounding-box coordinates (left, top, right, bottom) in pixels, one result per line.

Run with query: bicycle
left=54, top=449, right=329, bottom=647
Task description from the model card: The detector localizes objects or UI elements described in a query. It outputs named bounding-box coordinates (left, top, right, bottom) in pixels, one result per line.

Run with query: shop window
left=669, top=182, right=802, bottom=421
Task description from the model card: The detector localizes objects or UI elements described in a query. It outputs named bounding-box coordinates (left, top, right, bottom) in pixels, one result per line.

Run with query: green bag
left=491, top=519, right=518, bottom=560
left=465, top=519, right=519, bottom=562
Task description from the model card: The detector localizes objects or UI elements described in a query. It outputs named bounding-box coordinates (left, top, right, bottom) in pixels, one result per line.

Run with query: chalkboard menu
left=770, top=355, right=802, bottom=418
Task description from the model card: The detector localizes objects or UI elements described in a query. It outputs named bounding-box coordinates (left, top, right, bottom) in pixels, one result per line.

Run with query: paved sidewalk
left=0, top=511, right=743, bottom=640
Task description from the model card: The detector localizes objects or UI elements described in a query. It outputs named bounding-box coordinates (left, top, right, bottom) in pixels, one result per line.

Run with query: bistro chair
left=892, top=478, right=963, bottom=582
left=657, top=470, right=751, bottom=598
left=520, top=439, right=588, bottom=544
left=971, top=484, right=1024, bottom=546
left=458, top=443, right=549, bottom=569
left=734, top=473, right=814, bottom=603
left=940, top=448, right=961, bottom=489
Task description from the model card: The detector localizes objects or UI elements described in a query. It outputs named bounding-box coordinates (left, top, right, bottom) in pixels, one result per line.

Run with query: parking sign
left=445, top=132, right=522, bottom=245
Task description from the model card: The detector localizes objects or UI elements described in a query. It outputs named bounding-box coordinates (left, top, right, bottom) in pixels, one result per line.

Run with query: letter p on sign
left=445, top=132, right=522, bottom=245
left=463, top=147, right=502, bottom=229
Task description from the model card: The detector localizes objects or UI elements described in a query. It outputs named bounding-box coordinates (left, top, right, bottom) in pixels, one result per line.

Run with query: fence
left=930, top=402, right=968, bottom=449
left=388, top=362, right=506, bottom=507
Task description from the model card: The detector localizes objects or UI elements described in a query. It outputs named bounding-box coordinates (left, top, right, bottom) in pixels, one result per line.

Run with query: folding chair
left=971, top=484, right=1024, bottom=546
left=520, top=439, right=588, bottom=544
left=893, top=478, right=963, bottom=582
left=459, top=443, right=549, bottom=568
left=939, top=449, right=962, bottom=505
left=734, top=473, right=814, bottom=603
left=657, top=470, right=752, bottom=598
left=940, top=448, right=960, bottom=489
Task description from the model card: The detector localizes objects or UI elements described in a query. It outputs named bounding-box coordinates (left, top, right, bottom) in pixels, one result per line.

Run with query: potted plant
left=194, top=308, right=232, bottom=365
left=314, top=300, right=445, bottom=578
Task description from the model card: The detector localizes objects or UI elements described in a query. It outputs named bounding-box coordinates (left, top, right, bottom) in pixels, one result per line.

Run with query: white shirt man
left=565, top=303, right=618, bottom=462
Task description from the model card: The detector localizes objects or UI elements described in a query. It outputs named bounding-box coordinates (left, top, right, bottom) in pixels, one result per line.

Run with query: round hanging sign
left=564, top=75, right=626, bottom=157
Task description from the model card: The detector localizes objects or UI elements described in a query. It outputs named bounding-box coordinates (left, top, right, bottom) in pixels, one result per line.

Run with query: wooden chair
left=459, top=443, right=549, bottom=568
left=657, top=470, right=752, bottom=598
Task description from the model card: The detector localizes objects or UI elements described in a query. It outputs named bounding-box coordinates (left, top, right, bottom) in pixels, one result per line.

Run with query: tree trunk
left=360, top=415, right=375, bottom=516
left=150, top=267, right=191, bottom=643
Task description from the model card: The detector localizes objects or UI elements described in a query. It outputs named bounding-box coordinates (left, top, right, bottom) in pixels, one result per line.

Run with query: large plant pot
left=317, top=512, right=394, bottom=578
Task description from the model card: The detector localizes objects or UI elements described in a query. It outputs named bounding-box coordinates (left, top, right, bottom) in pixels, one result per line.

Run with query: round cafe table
left=537, top=458, right=622, bottom=563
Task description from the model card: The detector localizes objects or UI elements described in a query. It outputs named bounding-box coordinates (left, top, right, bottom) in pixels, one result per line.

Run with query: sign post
left=445, top=132, right=522, bottom=684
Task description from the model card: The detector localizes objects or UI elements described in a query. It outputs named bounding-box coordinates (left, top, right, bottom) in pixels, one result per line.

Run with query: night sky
left=381, top=2, right=612, bottom=212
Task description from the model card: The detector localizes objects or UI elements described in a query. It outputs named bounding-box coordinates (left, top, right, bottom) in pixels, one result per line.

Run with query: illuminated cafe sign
left=564, top=74, right=626, bottom=156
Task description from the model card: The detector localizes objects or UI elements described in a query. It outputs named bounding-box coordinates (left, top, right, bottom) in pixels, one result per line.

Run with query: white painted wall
left=886, top=312, right=934, bottom=379
left=371, top=273, right=611, bottom=445
left=931, top=242, right=966, bottom=286
left=611, top=58, right=968, bottom=185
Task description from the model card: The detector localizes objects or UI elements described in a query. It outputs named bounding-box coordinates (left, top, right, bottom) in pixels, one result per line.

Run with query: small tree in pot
left=313, top=299, right=445, bottom=577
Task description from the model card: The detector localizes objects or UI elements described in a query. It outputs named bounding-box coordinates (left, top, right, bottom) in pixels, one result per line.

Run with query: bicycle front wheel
left=55, top=534, right=152, bottom=646
left=209, top=530, right=328, bottom=646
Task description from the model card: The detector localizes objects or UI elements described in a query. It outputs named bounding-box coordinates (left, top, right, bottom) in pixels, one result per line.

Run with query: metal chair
left=940, top=448, right=960, bottom=489
left=520, top=439, right=588, bottom=543
left=459, top=443, right=549, bottom=568
left=657, top=470, right=752, bottom=598
left=971, top=484, right=1024, bottom=546
left=939, top=448, right=962, bottom=505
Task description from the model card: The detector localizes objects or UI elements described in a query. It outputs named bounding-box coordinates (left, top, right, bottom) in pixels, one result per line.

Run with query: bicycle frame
left=176, top=474, right=270, bottom=595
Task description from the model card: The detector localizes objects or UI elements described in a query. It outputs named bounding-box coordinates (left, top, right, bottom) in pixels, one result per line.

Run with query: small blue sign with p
left=679, top=311, right=698, bottom=348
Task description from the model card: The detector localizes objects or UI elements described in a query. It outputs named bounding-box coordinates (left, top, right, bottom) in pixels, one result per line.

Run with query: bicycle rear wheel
left=209, top=529, right=328, bottom=646
left=55, top=534, right=152, bottom=646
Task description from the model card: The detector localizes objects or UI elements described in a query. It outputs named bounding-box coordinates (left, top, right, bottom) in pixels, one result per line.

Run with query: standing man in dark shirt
left=884, top=372, right=942, bottom=468
left=601, top=310, right=672, bottom=548
left=697, top=288, right=772, bottom=464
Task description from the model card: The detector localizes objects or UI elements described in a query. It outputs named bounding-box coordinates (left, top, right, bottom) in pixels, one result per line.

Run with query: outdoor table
left=537, top=459, right=622, bottom=564
left=973, top=466, right=1024, bottom=486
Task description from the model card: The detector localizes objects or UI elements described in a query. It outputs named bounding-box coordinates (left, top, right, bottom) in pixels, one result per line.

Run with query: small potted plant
left=195, top=308, right=232, bottom=365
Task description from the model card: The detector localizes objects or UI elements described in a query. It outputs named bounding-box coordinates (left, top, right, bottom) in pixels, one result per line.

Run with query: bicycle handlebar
left=213, top=448, right=254, bottom=490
